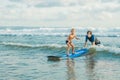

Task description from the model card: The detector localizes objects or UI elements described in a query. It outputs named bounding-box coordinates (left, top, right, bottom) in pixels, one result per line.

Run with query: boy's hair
left=71, top=28, right=75, bottom=32
left=87, top=31, right=92, bottom=35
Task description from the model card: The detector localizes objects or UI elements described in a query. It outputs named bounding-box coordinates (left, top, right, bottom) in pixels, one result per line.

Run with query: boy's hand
left=76, top=37, right=80, bottom=40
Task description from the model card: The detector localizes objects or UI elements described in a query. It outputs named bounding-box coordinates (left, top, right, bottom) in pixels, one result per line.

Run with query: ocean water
left=0, top=26, right=120, bottom=80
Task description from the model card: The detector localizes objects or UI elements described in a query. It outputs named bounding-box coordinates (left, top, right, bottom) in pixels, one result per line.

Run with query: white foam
left=0, top=42, right=66, bottom=48
left=0, top=42, right=120, bottom=54
left=0, top=42, right=33, bottom=47
left=92, top=45, right=120, bottom=54
left=0, top=27, right=120, bottom=37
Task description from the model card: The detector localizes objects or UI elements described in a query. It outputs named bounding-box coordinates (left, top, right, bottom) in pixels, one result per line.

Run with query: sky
left=0, top=0, right=120, bottom=27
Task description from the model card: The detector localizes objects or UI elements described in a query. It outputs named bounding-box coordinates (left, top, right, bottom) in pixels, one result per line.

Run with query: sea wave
left=0, top=42, right=66, bottom=48
left=0, top=42, right=120, bottom=54
left=0, top=33, right=120, bottom=37
left=0, top=27, right=120, bottom=37
left=93, top=45, right=120, bottom=54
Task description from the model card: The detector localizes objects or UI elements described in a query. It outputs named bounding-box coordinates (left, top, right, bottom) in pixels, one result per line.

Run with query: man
left=84, top=31, right=100, bottom=47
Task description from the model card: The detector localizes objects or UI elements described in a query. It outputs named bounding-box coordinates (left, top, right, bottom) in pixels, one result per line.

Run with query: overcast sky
left=0, top=0, right=120, bottom=27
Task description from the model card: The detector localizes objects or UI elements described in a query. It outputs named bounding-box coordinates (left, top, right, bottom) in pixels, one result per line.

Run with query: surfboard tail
left=47, top=56, right=61, bottom=61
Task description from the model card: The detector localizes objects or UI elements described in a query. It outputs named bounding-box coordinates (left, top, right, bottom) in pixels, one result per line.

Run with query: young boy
left=84, top=30, right=100, bottom=47
left=66, top=28, right=79, bottom=56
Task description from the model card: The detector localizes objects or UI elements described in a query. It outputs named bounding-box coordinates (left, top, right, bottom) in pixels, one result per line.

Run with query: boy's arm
left=75, top=35, right=80, bottom=40
left=67, top=35, right=71, bottom=42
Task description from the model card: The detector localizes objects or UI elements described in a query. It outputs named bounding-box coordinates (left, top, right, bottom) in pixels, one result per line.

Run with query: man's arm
left=84, top=36, right=88, bottom=47
left=91, top=35, right=95, bottom=46
left=84, top=42, right=87, bottom=47
left=92, top=42, right=95, bottom=46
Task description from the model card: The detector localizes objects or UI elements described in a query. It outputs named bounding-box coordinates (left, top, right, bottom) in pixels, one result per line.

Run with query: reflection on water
left=65, top=48, right=97, bottom=80
left=66, top=59, right=76, bottom=80
left=85, top=51, right=98, bottom=80
left=46, top=47, right=120, bottom=80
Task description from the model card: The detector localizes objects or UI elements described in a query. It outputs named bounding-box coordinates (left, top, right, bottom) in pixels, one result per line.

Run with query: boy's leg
left=67, top=43, right=71, bottom=56
left=70, top=43, right=75, bottom=54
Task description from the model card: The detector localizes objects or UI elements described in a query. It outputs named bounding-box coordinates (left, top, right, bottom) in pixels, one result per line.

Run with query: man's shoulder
left=92, top=35, right=95, bottom=37
left=86, top=35, right=88, bottom=37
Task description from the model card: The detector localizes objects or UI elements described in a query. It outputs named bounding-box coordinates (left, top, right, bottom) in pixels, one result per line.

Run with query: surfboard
left=47, top=48, right=88, bottom=61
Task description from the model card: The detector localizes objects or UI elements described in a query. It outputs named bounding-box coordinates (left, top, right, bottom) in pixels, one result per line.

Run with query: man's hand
left=84, top=42, right=87, bottom=47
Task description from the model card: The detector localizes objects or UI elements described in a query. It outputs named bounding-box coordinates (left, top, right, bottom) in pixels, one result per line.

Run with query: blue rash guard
left=85, top=35, right=101, bottom=45
left=85, top=35, right=95, bottom=43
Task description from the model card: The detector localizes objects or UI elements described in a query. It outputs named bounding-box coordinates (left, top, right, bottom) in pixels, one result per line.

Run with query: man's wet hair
left=87, top=31, right=92, bottom=35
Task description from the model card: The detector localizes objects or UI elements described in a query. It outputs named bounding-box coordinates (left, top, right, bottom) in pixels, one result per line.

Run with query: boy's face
left=87, top=32, right=92, bottom=38
left=71, top=29, right=75, bottom=34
